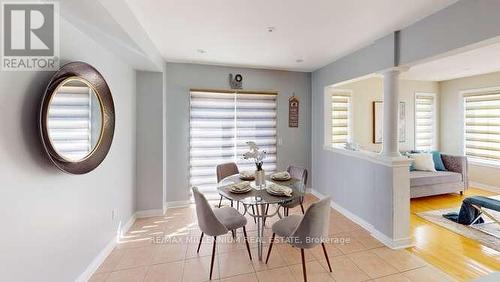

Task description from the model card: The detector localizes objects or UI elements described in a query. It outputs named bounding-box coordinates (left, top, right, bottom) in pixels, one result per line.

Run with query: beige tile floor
left=90, top=194, right=455, bottom=282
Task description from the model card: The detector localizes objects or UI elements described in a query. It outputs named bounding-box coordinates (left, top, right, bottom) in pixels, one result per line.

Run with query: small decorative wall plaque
left=289, top=94, right=299, bottom=128
left=229, top=73, right=243, bottom=89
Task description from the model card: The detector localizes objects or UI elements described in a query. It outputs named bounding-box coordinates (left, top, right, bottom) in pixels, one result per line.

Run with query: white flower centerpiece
left=243, top=141, right=267, bottom=187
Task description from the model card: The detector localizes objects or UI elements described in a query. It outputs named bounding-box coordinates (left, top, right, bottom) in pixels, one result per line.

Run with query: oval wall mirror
left=40, top=62, right=115, bottom=174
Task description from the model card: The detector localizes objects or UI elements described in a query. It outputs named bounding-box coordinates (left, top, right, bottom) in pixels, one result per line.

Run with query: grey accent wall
left=312, top=34, right=395, bottom=187
left=400, top=0, right=500, bottom=65
left=136, top=71, right=165, bottom=211
left=165, top=63, right=311, bottom=202
left=0, top=18, right=136, bottom=281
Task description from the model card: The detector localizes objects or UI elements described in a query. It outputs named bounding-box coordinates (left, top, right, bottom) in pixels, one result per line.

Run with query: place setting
left=270, top=171, right=291, bottom=181
left=265, top=183, right=293, bottom=197
left=229, top=181, right=253, bottom=194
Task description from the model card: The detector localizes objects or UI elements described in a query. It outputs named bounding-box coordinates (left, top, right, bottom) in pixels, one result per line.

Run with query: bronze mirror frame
left=39, top=61, right=115, bottom=174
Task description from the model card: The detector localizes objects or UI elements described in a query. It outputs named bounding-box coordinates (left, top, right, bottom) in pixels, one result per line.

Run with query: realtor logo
left=2, top=2, right=59, bottom=71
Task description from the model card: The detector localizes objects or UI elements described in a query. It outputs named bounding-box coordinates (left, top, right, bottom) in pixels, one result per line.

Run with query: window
left=189, top=91, right=277, bottom=198
left=415, top=93, right=436, bottom=151
left=330, top=91, right=351, bottom=146
left=464, top=89, right=500, bottom=163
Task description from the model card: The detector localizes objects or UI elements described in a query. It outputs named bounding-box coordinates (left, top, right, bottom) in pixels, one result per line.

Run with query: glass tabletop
left=217, top=174, right=304, bottom=205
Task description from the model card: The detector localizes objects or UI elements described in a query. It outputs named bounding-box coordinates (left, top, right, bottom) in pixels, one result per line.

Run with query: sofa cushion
left=410, top=171, right=462, bottom=187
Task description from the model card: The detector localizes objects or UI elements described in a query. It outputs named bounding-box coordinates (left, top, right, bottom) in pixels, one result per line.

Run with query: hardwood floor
left=408, top=188, right=500, bottom=281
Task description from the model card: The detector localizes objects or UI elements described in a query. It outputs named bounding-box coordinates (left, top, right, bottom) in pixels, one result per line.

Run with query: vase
left=255, top=169, right=265, bottom=187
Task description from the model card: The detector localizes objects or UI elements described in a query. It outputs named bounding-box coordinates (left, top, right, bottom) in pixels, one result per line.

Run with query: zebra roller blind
left=331, top=92, right=351, bottom=146
left=47, top=84, right=94, bottom=161
left=190, top=90, right=277, bottom=198
left=464, top=90, right=500, bottom=162
left=415, top=93, right=436, bottom=151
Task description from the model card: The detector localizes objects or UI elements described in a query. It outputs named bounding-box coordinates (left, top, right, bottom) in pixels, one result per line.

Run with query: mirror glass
left=47, top=78, right=103, bottom=162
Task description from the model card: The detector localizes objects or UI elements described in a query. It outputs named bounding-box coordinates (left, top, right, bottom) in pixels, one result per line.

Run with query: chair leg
left=251, top=206, right=256, bottom=223
left=321, top=243, right=332, bottom=272
left=197, top=232, right=204, bottom=253
left=231, top=200, right=234, bottom=207
left=300, top=203, right=305, bottom=214
left=231, top=230, right=236, bottom=239
left=301, top=248, right=307, bottom=282
left=263, top=204, right=269, bottom=225
left=210, top=236, right=217, bottom=280
left=218, top=196, right=223, bottom=208
left=243, top=226, right=252, bottom=260
left=265, top=233, right=275, bottom=264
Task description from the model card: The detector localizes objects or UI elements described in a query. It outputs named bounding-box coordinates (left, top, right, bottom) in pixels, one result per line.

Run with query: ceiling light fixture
left=267, top=27, right=276, bottom=33
left=296, top=59, right=304, bottom=63
left=197, top=49, right=207, bottom=54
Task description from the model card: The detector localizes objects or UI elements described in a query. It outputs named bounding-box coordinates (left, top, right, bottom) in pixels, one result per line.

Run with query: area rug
left=417, top=207, right=500, bottom=252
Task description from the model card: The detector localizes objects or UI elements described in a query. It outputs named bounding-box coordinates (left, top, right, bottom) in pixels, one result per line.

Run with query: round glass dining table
left=217, top=174, right=305, bottom=261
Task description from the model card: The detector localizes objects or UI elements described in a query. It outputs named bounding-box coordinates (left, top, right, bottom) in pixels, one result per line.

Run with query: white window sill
left=468, top=158, right=500, bottom=169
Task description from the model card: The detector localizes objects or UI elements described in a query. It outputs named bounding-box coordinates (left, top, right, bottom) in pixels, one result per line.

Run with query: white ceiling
left=125, top=0, right=456, bottom=72
left=402, top=40, right=500, bottom=81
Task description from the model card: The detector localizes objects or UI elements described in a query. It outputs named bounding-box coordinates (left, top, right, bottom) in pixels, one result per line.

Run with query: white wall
left=440, top=70, right=500, bottom=189
left=331, top=77, right=439, bottom=152
left=165, top=63, right=311, bottom=202
left=0, top=18, right=137, bottom=282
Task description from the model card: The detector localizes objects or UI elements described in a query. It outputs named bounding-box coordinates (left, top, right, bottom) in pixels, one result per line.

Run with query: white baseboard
left=76, top=213, right=137, bottom=282
left=470, top=181, right=500, bottom=193
left=135, top=208, right=165, bottom=218
left=75, top=235, right=117, bottom=282
left=77, top=201, right=194, bottom=281
left=310, top=188, right=412, bottom=250
left=165, top=200, right=191, bottom=208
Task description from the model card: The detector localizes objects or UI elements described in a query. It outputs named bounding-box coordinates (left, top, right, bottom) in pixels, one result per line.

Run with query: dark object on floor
left=443, top=196, right=500, bottom=225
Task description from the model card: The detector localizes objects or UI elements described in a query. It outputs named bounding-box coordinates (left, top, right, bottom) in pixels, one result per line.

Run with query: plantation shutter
left=415, top=93, right=436, bottom=151
left=47, top=85, right=92, bottom=161
left=464, top=91, right=500, bottom=161
left=331, top=92, right=351, bottom=146
left=189, top=91, right=277, bottom=199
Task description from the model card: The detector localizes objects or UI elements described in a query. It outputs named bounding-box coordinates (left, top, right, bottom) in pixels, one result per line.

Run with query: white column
left=381, top=69, right=401, bottom=157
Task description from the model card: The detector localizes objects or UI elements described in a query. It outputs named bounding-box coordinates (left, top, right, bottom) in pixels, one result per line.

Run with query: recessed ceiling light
left=197, top=49, right=207, bottom=54
left=267, top=27, right=276, bottom=33
left=296, top=59, right=304, bottom=63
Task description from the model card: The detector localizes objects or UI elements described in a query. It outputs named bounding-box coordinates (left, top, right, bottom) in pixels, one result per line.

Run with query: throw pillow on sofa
left=430, top=151, right=447, bottom=171
left=410, top=153, right=437, bottom=172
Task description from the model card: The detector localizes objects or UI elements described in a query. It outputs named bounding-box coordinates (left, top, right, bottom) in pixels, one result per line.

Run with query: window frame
left=414, top=92, right=437, bottom=151
left=461, top=86, right=500, bottom=167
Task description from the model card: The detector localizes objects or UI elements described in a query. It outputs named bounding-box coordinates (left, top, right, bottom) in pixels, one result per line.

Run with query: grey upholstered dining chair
left=216, top=162, right=239, bottom=208
left=192, top=187, right=252, bottom=280
left=216, top=162, right=256, bottom=222
left=266, top=197, right=332, bottom=282
left=282, top=165, right=308, bottom=215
